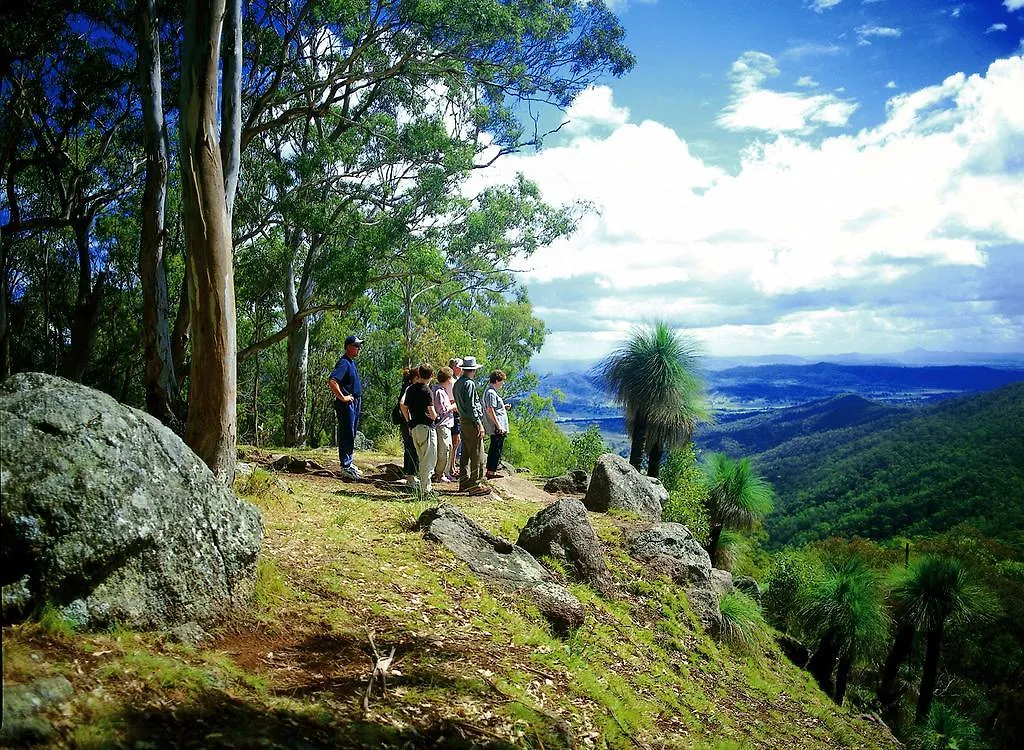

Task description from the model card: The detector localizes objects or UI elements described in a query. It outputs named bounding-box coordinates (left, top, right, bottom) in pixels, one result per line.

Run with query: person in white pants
left=401, top=363, right=438, bottom=498
left=431, top=366, right=456, bottom=482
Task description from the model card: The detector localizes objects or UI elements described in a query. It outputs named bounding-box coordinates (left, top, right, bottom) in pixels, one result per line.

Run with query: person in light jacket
left=483, top=369, right=509, bottom=480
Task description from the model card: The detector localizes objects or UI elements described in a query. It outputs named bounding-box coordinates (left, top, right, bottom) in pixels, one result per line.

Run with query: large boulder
left=584, top=454, right=667, bottom=522
left=516, top=499, right=613, bottom=593
left=543, top=470, right=589, bottom=495
left=627, top=523, right=712, bottom=587
left=0, top=372, right=263, bottom=630
left=418, top=504, right=584, bottom=632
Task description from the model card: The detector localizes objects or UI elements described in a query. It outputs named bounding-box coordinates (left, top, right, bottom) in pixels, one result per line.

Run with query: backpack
left=391, top=399, right=404, bottom=425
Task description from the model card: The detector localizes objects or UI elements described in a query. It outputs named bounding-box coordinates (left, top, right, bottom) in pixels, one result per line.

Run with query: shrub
left=663, top=489, right=710, bottom=546
left=375, top=426, right=404, bottom=457
left=763, top=550, right=818, bottom=634
left=568, top=424, right=606, bottom=473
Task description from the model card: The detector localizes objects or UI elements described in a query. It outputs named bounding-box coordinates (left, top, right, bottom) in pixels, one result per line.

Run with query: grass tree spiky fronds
left=701, top=453, right=774, bottom=562
left=718, top=591, right=770, bottom=653
left=597, top=321, right=711, bottom=475
left=800, top=556, right=889, bottom=704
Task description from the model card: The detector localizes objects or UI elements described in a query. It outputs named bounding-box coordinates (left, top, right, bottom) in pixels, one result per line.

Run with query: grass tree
left=597, top=321, right=710, bottom=477
left=878, top=556, right=997, bottom=724
left=801, top=556, right=889, bottom=705
left=701, top=453, right=774, bottom=565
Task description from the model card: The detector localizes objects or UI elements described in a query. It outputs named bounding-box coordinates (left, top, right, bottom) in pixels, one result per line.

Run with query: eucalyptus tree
left=701, top=453, right=774, bottom=565
left=801, top=556, right=889, bottom=704
left=598, top=321, right=710, bottom=476
left=1, top=4, right=141, bottom=381
left=231, top=0, right=632, bottom=445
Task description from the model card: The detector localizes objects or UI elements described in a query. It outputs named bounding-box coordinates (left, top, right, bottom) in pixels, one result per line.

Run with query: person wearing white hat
left=452, top=356, right=488, bottom=495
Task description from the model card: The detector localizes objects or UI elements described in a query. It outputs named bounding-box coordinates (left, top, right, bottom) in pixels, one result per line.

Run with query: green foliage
left=890, top=555, right=999, bottom=634
left=504, top=393, right=572, bottom=475
left=718, top=591, right=770, bottom=653
left=907, top=703, right=984, bottom=750
left=763, top=550, right=819, bottom=634
left=662, top=491, right=711, bottom=546
left=36, top=604, right=79, bottom=638
left=567, top=425, right=607, bottom=473
left=800, top=555, right=889, bottom=662
left=660, top=445, right=703, bottom=493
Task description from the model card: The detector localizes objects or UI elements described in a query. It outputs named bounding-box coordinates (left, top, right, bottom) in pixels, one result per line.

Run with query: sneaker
left=341, top=466, right=359, bottom=480
left=485, top=471, right=505, bottom=479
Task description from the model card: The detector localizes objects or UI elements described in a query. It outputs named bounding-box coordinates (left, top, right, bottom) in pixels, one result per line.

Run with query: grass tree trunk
left=180, top=0, right=237, bottom=484
left=916, top=621, right=945, bottom=722
left=808, top=630, right=839, bottom=698
left=647, top=441, right=664, bottom=478
left=878, top=623, right=915, bottom=723
left=136, top=0, right=180, bottom=430
left=629, top=412, right=648, bottom=471
left=835, top=653, right=853, bottom=705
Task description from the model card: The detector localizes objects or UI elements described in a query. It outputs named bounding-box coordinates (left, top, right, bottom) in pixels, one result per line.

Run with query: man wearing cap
left=328, top=335, right=363, bottom=480
left=452, top=356, right=488, bottom=495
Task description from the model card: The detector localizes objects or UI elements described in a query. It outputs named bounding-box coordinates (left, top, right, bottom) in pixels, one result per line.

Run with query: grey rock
left=418, top=504, right=584, bottom=631
left=354, top=431, right=369, bottom=451
left=627, top=523, right=712, bottom=587
left=584, top=454, right=667, bottom=522
left=1, top=675, right=74, bottom=745
left=499, top=461, right=518, bottom=475
left=734, top=575, right=762, bottom=603
left=710, top=568, right=735, bottom=599
left=0, top=372, right=263, bottom=631
left=517, top=499, right=613, bottom=593
left=166, top=621, right=211, bottom=646
left=686, top=587, right=723, bottom=637
left=543, top=470, right=589, bottom=495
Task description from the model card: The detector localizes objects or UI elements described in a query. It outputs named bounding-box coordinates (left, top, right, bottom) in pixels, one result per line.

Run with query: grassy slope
left=761, top=382, right=1024, bottom=547
left=3, top=449, right=898, bottom=749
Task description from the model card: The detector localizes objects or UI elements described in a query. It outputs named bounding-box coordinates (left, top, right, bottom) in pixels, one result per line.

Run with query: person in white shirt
left=483, top=369, right=509, bottom=479
left=431, top=367, right=456, bottom=482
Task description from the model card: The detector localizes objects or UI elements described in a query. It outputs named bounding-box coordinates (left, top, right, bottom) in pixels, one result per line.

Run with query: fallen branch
left=362, top=630, right=396, bottom=713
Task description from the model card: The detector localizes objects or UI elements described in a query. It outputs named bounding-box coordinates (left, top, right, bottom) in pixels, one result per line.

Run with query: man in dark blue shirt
left=328, top=335, right=363, bottom=479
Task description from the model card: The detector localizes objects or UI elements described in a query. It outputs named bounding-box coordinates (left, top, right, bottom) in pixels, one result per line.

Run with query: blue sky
left=471, top=0, right=1024, bottom=361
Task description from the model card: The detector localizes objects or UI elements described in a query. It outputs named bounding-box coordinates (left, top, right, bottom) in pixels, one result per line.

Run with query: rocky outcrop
left=627, top=523, right=712, bottom=587
left=710, top=568, right=735, bottom=599
left=418, top=504, right=584, bottom=632
left=516, top=499, right=613, bottom=593
left=584, top=454, right=667, bottom=522
left=0, top=372, right=263, bottom=631
left=543, top=470, right=589, bottom=495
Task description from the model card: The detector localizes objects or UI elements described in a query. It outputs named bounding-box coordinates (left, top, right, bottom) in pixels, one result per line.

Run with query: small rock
left=165, top=621, right=211, bottom=646
left=734, top=575, right=762, bottom=603
left=628, top=523, right=712, bottom=586
left=543, top=470, right=589, bottom=495
left=584, top=454, right=667, bottom=522
left=517, top=499, right=613, bottom=594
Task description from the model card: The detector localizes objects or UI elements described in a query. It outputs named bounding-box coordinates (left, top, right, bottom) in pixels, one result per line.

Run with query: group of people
left=328, top=334, right=510, bottom=499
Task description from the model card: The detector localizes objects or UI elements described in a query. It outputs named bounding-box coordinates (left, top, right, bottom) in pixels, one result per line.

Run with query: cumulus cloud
left=796, top=75, right=819, bottom=87
left=1005, top=1, right=1024, bottom=11
left=856, top=25, right=903, bottom=45
left=987, top=23, right=1008, bottom=33
left=808, top=0, right=843, bottom=11
left=716, top=52, right=858, bottom=134
left=468, top=56, right=1024, bottom=358
left=563, top=85, right=631, bottom=134
left=885, top=80, right=898, bottom=89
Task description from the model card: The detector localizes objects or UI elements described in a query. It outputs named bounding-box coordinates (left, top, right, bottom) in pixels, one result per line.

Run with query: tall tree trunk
left=647, top=440, right=663, bottom=478
left=180, top=0, right=237, bottom=483
left=916, top=621, right=945, bottom=722
left=628, top=412, right=647, bottom=470
left=808, top=630, right=839, bottom=698
left=137, top=0, right=180, bottom=429
left=220, top=0, right=241, bottom=221
left=63, top=217, right=106, bottom=381
left=0, top=229, right=10, bottom=380
left=283, top=258, right=309, bottom=446
left=878, top=623, right=915, bottom=724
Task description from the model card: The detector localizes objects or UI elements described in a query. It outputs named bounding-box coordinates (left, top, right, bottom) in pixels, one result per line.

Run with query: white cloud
left=795, top=75, right=819, bottom=87
left=563, top=85, right=630, bottom=134
left=856, top=25, right=903, bottom=45
left=468, top=56, right=1024, bottom=358
left=1005, top=1, right=1024, bottom=11
left=808, top=0, right=843, bottom=11
left=987, top=23, right=1008, bottom=33
left=885, top=80, right=898, bottom=89
left=717, top=52, right=858, bottom=134
left=783, top=43, right=846, bottom=59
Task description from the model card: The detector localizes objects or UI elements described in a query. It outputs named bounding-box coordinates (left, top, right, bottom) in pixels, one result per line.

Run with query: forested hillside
left=759, top=383, right=1024, bottom=547
left=696, top=394, right=908, bottom=456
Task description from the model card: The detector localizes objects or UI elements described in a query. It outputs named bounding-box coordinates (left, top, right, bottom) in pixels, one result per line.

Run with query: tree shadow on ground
left=111, top=687, right=520, bottom=749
